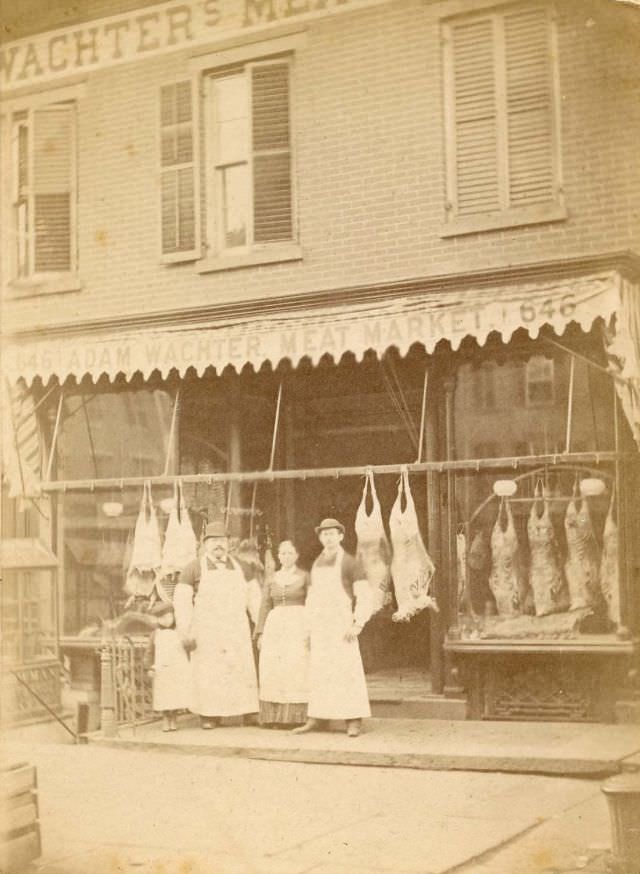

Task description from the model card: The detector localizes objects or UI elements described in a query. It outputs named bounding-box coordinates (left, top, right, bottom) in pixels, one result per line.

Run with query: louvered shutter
left=160, top=81, right=197, bottom=258
left=504, top=8, right=554, bottom=206
left=445, top=8, right=558, bottom=225
left=33, top=104, right=73, bottom=272
left=251, top=63, right=292, bottom=243
left=449, top=18, right=500, bottom=217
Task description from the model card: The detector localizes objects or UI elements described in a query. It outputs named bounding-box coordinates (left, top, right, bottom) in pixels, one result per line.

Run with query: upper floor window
left=475, top=361, right=497, bottom=410
left=160, top=81, right=197, bottom=260
left=525, top=355, right=555, bottom=406
left=441, top=5, right=565, bottom=236
left=10, top=101, right=76, bottom=278
left=160, top=36, right=303, bottom=271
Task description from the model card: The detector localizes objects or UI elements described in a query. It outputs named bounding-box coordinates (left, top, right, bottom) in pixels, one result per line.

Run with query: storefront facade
left=2, top=0, right=639, bottom=725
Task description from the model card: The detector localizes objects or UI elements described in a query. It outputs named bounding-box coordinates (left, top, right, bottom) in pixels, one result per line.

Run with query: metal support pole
left=80, top=395, right=99, bottom=478
left=426, top=375, right=443, bottom=694
left=443, top=374, right=463, bottom=698
left=163, top=388, right=181, bottom=477
left=416, top=366, right=429, bottom=464
left=99, top=645, right=118, bottom=738
left=36, top=450, right=624, bottom=493
left=565, top=355, right=576, bottom=454
left=614, top=389, right=631, bottom=640
left=268, top=381, right=283, bottom=471
left=45, top=389, right=64, bottom=483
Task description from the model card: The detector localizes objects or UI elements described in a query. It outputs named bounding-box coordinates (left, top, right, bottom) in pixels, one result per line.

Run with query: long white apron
left=190, top=558, right=259, bottom=717
left=152, top=629, right=192, bottom=712
left=259, top=605, right=308, bottom=703
left=306, top=558, right=371, bottom=720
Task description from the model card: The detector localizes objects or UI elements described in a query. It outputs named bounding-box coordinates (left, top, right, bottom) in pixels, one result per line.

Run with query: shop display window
left=1, top=570, right=56, bottom=665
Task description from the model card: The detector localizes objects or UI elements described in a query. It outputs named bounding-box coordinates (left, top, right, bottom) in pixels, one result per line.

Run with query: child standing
left=145, top=601, right=191, bottom=731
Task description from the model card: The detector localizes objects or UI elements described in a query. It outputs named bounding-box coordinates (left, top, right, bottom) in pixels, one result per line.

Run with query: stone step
left=90, top=716, right=640, bottom=777
left=371, top=696, right=467, bottom=720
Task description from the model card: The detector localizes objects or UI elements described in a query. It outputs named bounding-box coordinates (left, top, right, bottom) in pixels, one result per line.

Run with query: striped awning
left=1, top=378, right=43, bottom=498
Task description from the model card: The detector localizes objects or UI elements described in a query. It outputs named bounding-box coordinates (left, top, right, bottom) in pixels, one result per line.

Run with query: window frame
left=524, top=354, right=555, bottom=408
left=158, top=77, right=201, bottom=264
left=1, top=83, right=84, bottom=295
left=440, top=2, right=566, bottom=237
left=189, top=33, right=305, bottom=274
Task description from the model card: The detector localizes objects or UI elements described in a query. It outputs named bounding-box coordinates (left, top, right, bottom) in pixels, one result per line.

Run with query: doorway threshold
left=366, top=668, right=467, bottom=720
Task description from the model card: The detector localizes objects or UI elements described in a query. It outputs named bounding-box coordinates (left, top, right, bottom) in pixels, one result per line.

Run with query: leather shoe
left=291, top=719, right=321, bottom=734
left=346, top=720, right=361, bottom=737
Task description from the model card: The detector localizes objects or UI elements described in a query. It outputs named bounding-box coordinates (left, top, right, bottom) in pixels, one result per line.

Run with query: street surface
left=2, top=740, right=612, bottom=874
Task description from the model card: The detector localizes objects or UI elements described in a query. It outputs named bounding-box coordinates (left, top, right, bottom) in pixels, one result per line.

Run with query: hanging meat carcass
left=159, top=481, right=197, bottom=599
left=527, top=483, right=569, bottom=616
left=124, top=482, right=163, bottom=601
left=355, top=469, right=392, bottom=614
left=389, top=466, right=437, bottom=621
left=488, top=497, right=530, bottom=617
left=600, top=488, right=620, bottom=626
left=467, top=528, right=492, bottom=614
left=564, top=490, right=601, bottom=611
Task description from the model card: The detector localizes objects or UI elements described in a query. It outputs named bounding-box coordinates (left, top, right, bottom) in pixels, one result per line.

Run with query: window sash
left=159, top=80, right=199, bottom=261
left=10, top=103, right=76, bottom=278
left=206, top=58, right=293, bottom=255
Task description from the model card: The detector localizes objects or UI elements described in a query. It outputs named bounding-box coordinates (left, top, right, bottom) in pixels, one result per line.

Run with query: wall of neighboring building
left=2, top=0, right=639, bottom=335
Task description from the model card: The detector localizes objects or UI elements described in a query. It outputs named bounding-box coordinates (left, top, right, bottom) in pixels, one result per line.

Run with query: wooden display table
left=446, top=633, right=637, bottom=722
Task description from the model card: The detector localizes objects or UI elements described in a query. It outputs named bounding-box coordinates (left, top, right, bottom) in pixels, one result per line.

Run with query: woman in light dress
left=255, top=541, right=310, bottom=728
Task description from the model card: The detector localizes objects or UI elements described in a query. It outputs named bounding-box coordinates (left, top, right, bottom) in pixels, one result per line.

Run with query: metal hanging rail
left=37, top=450, right=624, bottom=493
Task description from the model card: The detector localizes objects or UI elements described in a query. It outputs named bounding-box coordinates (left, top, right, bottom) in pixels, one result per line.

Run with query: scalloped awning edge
left=2, top=272, right=622, bottom=388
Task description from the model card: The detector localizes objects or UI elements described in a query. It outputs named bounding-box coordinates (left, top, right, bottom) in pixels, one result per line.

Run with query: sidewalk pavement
left=0, top=738, right=620, bottom=874
left=91, top=713, right=640, bottom=777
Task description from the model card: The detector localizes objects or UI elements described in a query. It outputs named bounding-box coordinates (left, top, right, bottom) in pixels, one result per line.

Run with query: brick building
left=1, top=0, right=640, bottom=726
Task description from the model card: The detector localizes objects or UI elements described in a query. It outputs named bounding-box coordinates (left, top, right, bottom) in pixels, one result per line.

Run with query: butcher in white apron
left=293, top=518, right=373, bottom=737
left=174, top=521, right=261, bottom=728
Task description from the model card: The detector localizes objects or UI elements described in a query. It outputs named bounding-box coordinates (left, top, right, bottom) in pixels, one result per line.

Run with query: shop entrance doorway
left=283, top=351, right=435, bottom=694
left=177, top=352, right=437, bottom=698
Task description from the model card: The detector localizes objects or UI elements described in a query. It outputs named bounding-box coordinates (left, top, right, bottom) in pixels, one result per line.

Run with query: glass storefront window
left=59, top=387, right=175, bottom=481
left=1, top=570, right=56, bottom=664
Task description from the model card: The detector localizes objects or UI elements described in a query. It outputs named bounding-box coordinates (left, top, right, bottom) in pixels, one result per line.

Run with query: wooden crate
left=0, top=762, right=41, bottom=872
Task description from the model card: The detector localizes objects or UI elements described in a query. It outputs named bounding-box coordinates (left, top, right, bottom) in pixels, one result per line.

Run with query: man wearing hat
left=173, top=520, right=262, bottom=729
left=293, top=518, right=373, bottom=737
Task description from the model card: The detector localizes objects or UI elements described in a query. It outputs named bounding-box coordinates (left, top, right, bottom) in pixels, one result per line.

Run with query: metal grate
left=108, top=637, right=153, bottom=729
left=483, top=663, right=595, bottom=721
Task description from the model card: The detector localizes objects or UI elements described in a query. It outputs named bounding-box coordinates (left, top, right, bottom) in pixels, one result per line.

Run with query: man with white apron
left=293, top=518, right=373, bottom=737
left=174, top=521, right=261, bottom=728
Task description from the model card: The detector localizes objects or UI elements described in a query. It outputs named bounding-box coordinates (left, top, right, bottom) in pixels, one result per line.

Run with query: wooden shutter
left=504, top=7, right=554, bottom=206
left=32, top=104, right=73, bottom=272
left=448, top=18, right=500, bottom=217
left=251, top=62, right=292, bottom=243
left=160, top=81, right=197, bottom=258
left=445, top=7, right=558, bottom=226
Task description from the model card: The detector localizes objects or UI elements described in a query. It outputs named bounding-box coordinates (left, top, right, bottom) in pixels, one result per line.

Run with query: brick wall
left=4, top=0, right=640, bottom=334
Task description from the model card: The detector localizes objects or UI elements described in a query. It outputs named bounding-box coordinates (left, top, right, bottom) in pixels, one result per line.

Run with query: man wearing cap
left=293, top=518, right=373, bottom=738
left=173, top=521, right=262, bottom=729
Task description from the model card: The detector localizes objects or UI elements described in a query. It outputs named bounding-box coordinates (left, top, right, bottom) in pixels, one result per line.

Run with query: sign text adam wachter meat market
left=0, top=0, right=383, bottom=92
left=4, top=282, right=620, bottom=386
